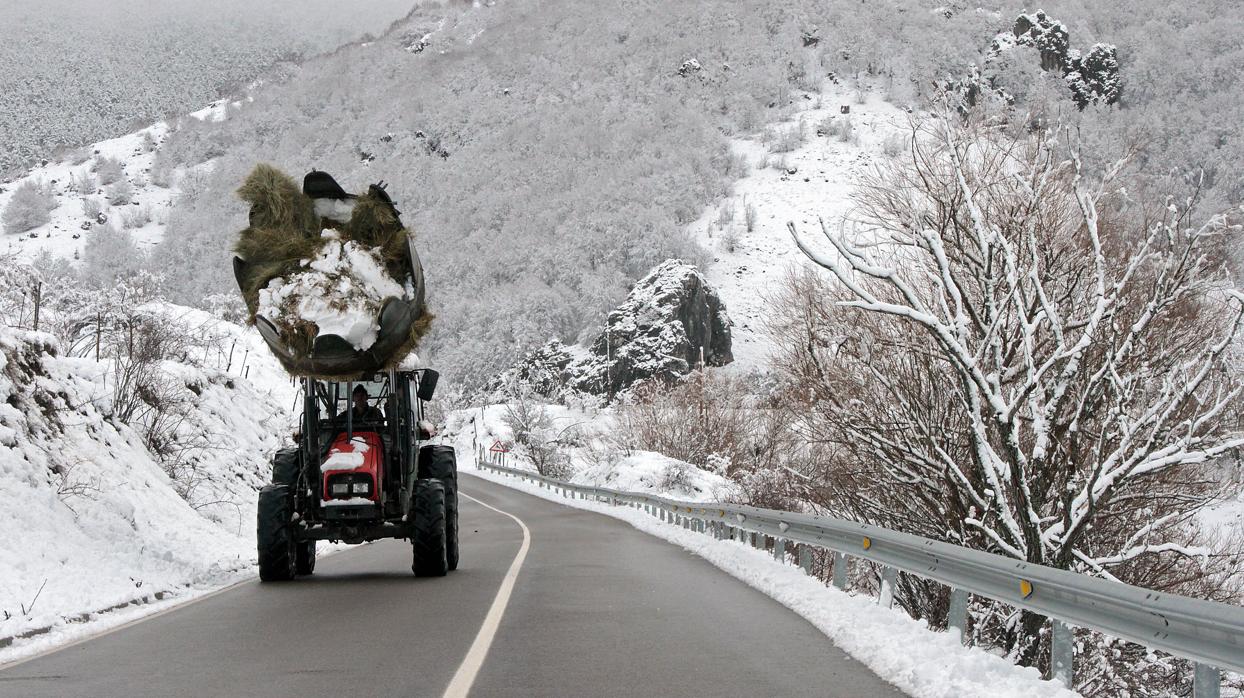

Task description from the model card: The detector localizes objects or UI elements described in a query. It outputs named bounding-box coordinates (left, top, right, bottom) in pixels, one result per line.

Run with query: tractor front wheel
left=258, top=484, right=296, bottom=581
left=411, top=478, right=448, bottom=577
left=295, top=540, right=316, bottom=576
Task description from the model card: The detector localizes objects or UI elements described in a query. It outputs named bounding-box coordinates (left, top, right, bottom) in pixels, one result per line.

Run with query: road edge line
left=442, top=490, right=532, bottom=698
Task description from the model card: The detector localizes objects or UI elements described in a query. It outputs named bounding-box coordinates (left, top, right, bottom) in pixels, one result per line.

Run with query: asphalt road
left=0, top=474, right=905, bottom=697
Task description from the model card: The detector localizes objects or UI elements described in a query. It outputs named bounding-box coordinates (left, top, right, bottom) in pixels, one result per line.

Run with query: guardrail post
left=832, top=552, right=848, bottom=591
left=947, top=588, right=969, bottom=644
left=773, top=538, right=785, bottom=563
left=1193, top=663, right=1220, bottom=698
left=879, top=566, right=897, bottom=608
left=1050, top=620, right=1073, bottom=688
left=799, top=545, right=813, bottom=575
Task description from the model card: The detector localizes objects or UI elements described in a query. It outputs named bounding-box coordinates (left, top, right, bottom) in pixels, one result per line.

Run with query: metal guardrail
left=475, top=449, right=1244, bottom=697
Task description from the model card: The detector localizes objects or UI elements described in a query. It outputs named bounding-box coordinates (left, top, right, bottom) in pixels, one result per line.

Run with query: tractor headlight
left=330, top=482, right=351, bottom=496
left=352, top=480, right=371, bottom=496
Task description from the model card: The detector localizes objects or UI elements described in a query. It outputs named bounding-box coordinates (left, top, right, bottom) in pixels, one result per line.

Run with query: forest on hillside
left=0, top=0, right=419, bottom=175
left=106, top=0, right=1243, bottom=389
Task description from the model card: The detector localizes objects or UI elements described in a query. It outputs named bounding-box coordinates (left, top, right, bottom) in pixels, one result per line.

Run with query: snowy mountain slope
left=0, top=99, right=236, bottom=262
left=688, top=85, right=912, bottom=370
left=0, top=303, right=296, bottom=661
left=0, top=0, right=420, bottom=175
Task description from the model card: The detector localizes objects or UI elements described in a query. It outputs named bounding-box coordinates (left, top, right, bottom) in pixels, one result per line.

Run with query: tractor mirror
left=416, top=369, right=439, bottom=401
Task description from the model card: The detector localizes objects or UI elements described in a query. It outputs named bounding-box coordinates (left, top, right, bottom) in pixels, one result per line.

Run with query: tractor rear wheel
left=419, top=445, right=459, bottom=570
left=271, top=447, right=300, bottom=485
left=295, top=541, right=316, bottom=576
left=417, top=445, right=457, bottom=480
left=258, top=484, right=296, bottom=581
left=446, top=485, right=459, bottom=571
left=411, top=478, right=448, bottom=577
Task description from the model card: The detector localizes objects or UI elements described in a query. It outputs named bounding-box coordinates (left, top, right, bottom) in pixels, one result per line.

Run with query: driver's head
left=352, top=385, right=369, bottom=411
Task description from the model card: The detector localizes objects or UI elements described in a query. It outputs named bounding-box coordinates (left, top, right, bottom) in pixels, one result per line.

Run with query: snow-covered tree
left=82, top=224, right=145, bottom=289
left=2, top=179, right=55, bottom=235
left=784, top=118, right=1244, bottom=667
left=104, top=178, right=134, bottom=206
left=92, top=156, right=125, bottom=186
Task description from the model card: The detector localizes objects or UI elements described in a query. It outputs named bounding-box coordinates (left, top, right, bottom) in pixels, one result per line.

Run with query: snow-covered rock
left=984, top=10, right=1121, bottom=109
left=500, top=259, right=733, bottom=398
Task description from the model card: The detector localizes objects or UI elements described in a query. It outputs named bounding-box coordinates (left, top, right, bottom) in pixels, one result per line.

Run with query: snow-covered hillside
left=688, top=87, right=911, bottom=370
left=444, top=404, right=740, bottom=504
left=0, top=303, right=295, bottom=661
left=0, top=99, right=234, bottom=262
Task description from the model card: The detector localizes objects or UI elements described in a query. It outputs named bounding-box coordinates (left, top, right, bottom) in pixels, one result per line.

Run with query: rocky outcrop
left=958, top=10, right=1121, bottom=111
left=994, top=11, right=1121, bottom=109
left=498, top=260, right=733, bottom=399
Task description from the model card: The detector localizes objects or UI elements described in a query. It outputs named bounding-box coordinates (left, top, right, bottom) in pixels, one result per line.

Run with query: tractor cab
left=314, top=378, right=394, bottom=521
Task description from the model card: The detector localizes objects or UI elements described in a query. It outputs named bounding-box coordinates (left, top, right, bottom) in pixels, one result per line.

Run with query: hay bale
left=232, top=165, right=428, bottom=374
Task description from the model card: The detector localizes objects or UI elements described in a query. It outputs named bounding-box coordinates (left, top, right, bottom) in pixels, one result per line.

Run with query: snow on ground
left=461, top=461, right=1077, bottom=698
left=689, top=84, right=912, bottom=370
left=443, top=403, right=739, bottom=503
left=0, top=96, right=241, bottom=262
left=0, top=303, right=298, bottom=664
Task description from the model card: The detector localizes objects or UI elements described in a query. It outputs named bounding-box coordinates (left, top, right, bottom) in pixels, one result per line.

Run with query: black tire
left=417, top=444, right=457, bottom=480
left=258, top=484, right=296, bottom=582
left=411, top=478, right=448, bottom=577
left=445, top=483, right=459, bottom=571
left=271, top=447, right=300, bottom=485
left=419, top=445, right=459, bottom=571
left=296, top=541, right=316, bottom=576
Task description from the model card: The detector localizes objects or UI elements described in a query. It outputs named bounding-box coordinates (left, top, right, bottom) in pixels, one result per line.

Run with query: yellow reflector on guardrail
left=1020, top=580, right=1034, bottom=599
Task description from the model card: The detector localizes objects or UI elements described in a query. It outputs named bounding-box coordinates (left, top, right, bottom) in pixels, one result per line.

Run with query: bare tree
left=784, top=118, right=1244, bottom=669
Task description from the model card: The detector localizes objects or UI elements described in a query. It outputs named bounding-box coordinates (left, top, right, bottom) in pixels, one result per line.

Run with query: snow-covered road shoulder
left=461, top=460, right=1078, bottom=698
left=0, top=304, right=299, bottom=665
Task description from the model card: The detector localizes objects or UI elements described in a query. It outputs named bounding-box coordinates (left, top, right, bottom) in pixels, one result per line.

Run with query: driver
left=340, top=384, right=384, bottom=422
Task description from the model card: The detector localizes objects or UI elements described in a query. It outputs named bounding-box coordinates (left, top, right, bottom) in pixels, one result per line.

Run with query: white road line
left=443, top=491, right=532, bottom=698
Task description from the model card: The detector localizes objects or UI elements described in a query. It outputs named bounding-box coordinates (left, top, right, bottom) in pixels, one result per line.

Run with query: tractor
left=256, top=367, right=458, bottom=580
